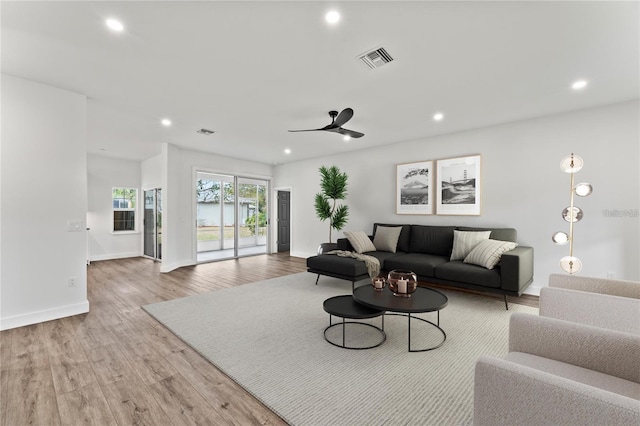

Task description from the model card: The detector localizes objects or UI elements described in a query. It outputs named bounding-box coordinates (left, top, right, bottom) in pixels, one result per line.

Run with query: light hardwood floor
left=1, top=254, right=537, bottom=425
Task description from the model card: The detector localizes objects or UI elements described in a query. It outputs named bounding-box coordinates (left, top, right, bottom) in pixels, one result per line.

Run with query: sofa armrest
left=540, top=286, right=640, bottom=335
left=549, top=273, right=640, bottom=299
left=509, top=313, right=640, bottom=383
left=499, top=246, right=533, bottom=293
left=474, top=355, right=640, bottom=426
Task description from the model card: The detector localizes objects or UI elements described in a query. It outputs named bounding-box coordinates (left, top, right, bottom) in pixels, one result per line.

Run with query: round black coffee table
left=353, top=285, right=448, bottom=352
left=323, top=295, right=386, bottom=350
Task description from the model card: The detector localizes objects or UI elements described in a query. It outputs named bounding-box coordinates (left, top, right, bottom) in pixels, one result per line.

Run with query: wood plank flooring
left=1, top=254, right=538, bottom=425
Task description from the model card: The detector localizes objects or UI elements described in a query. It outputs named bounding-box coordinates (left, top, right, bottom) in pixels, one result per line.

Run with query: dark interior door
left=277, top=191, right=290, bottom=252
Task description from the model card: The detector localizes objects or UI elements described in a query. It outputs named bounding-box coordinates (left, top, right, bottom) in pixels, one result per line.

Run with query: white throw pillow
left=450, top=230, right=491, bottom=261
left=373, top=226, right=403, bottom=253
left=344, top=230, right=376, bottom=254
left=464, top=239, right=518, bottom=269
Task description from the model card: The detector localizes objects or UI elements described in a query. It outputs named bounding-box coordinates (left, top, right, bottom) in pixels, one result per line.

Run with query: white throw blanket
left=326, top=250, right=380, bottom=278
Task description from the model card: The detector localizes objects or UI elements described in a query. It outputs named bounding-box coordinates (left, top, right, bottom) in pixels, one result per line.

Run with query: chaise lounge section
left=307, top=223, right=534, bottom=309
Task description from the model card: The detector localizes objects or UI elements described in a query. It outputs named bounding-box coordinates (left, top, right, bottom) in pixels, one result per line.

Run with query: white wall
left=1, top=74, right=89, bottom=330
left=274, top=101, right=640, bottom=294
left=141, top=153, right=163, bottom=190
left=87, top=154, right=142, bottom=261
left=160, top=143, right=273, bottom=272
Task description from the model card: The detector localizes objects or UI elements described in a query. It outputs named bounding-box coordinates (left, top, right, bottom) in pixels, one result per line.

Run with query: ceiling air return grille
left=196, top=128, right=215, bottom=135
left=358, top=47, right=393, bottom=69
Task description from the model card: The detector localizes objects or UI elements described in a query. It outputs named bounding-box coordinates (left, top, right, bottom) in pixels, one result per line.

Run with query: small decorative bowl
left=387, top=270, right=417, bottom=297
left=371, top=275, right=386, bottom=291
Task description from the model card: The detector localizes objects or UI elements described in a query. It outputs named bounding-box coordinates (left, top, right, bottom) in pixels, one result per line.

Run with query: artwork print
left=436, top=155, right=481, bottom=215
left=396, top=161, right=433, bottom=215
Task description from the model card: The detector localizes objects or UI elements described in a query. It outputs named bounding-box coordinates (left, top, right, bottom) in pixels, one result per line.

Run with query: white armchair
left=541, top=274, right=640, bottom=335
left=474, top=313, right=640, bottom=425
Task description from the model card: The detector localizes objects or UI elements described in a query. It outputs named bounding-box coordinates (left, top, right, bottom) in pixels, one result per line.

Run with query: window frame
left=112, top=187, right=138, bottom=233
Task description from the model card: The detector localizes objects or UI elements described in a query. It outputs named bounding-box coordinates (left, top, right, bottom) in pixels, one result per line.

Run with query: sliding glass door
left=143, top=188, right=162, bottom=260
left=196, top=172, right=268, bottom=262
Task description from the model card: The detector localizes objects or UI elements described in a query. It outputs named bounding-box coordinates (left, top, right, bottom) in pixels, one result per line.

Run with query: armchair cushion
left=509, top=313, right=640, bottom=383
left=474, top=355, right=640, bottom=426
left=540, top=286, right=640, bottom=335
left=549, top=273, right=640, bottom=299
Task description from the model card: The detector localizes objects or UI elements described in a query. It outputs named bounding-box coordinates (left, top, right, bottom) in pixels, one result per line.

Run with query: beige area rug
left=143, top=272, right=538, bottom=425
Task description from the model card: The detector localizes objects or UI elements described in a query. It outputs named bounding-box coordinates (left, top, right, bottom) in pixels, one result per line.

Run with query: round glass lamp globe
left=562, top=206, right=583, bottom=223
left=552, top=231, right=569, bottom=245
left=574, top=182, right=593, bottom=197
left=560, top=154, right=584, bottom=173
left=560, top=256, right=582, bottom=274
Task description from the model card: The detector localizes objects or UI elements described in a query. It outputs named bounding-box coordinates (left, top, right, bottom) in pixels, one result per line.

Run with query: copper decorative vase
left=387, top=270, right=417, bottom=297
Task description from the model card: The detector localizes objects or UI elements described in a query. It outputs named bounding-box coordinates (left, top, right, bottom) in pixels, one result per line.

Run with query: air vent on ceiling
left=196, top=128, right=215, bottom=135
left=358, top=46, right=394, bottom=69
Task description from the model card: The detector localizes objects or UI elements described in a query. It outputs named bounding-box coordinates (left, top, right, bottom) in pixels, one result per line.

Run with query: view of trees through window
left=113, top=187, right=137, bottom=231
left=196, top=179, right=267, bottom=241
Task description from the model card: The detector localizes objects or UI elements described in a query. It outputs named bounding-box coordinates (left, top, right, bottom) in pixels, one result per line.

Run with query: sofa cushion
left=408, top=225, right=456, bottom=256
left=307, top=251, right=403, bottom=278
left=457, top=226, right=517, bottom=243
left=505, top=352, right=640, bottom=400
left=464, top=239, right=518, bottom=269
left=307, top=254, right=369, bottom=277
left=344, top=230, right=376, bottom=253
left=384, top=253, right=449, bottom=278
left=435, top=261, right=502, bottom=288
left=450, top=230, right=491, bottom=261
left=373, top=226, right=403, bottom=253
left=373, top=223, right=412, bottom=253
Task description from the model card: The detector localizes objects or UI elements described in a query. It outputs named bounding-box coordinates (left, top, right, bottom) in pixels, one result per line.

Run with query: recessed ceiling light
left=161, top=118, right=172, bottom=127
left=325, top=10, right=340, bottom=24
left=433, top=112, right=444, bottom=121
left=571, top=80, right=588, bottom=90
left=343, top=135, right=351, bottom=141
left=284, top=148, right=291, bottom=155
left=105, top=18, right=124, bottom=32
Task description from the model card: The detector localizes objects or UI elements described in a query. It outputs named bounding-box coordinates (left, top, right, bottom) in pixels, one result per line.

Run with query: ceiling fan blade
left=332, top=108, right=354, bottom=128
left=338, top=128, right=365, bottom=138
left=288, top=129, right=323, bottom=133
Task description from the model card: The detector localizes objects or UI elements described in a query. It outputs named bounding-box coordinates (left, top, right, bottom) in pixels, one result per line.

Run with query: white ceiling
left=2, top=1, right=638, bottom=165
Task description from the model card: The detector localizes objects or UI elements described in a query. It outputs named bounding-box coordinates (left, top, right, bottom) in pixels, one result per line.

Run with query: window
left=113, top=188, right=137, bottom=232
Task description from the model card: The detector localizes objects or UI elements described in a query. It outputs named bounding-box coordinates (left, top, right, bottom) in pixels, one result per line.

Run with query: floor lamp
left=552, top=153, right=593, bottom=274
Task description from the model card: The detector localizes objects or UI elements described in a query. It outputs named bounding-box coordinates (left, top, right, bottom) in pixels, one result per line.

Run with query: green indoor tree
left=314, top=165, right=349, bottom=243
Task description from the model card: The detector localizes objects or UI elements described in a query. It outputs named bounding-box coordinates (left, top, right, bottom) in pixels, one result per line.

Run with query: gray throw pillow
left=344, top=230, right=376, bottom=254
left=450, top=230, right=491, bottom=261
left=373, top=226, right=402, bottom=253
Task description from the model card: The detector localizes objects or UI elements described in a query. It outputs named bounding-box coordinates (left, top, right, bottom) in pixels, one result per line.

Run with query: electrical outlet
left=607, top=272, right=615, bottom=279
left=68, top=276, right=77, bottom=287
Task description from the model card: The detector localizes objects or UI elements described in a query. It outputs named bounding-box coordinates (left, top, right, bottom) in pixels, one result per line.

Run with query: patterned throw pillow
left=464, top=239, right=518, bottom=269
left=344, top=230, right=376, bottom=254
left=450, top=230, right=491, bottom=261
left=373, top=226, right=403, bottom=253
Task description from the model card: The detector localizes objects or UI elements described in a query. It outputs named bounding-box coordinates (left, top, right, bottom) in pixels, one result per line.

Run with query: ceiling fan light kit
left=288, top=107, right=364, bottom=139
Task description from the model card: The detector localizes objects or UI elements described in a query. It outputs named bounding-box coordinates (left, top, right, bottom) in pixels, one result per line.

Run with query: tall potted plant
left=315, top=165, right=349, bottom=253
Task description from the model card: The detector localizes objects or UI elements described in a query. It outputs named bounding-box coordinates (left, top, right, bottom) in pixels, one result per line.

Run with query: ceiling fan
left=288, top=108, right=364, bottom=139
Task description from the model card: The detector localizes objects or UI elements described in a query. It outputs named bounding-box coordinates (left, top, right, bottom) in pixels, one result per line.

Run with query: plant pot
left=317, top=243, right=339, bottom=255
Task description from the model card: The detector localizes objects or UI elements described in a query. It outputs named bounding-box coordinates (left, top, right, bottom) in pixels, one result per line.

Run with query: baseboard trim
left=290, top=251, right=315, bottom=259
left=91, top=252, right=141, bottom=262
left=0, top=300, right=90, bottom=331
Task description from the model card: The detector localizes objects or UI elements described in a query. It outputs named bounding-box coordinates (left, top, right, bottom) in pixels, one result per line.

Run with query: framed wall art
left=436, top=154, right=482, bottom=215
left=396, top=160, right=433, bottom=215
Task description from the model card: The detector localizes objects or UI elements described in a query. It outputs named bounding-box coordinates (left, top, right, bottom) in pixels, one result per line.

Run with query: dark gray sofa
left=306, top=223, right=534, bottom=309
